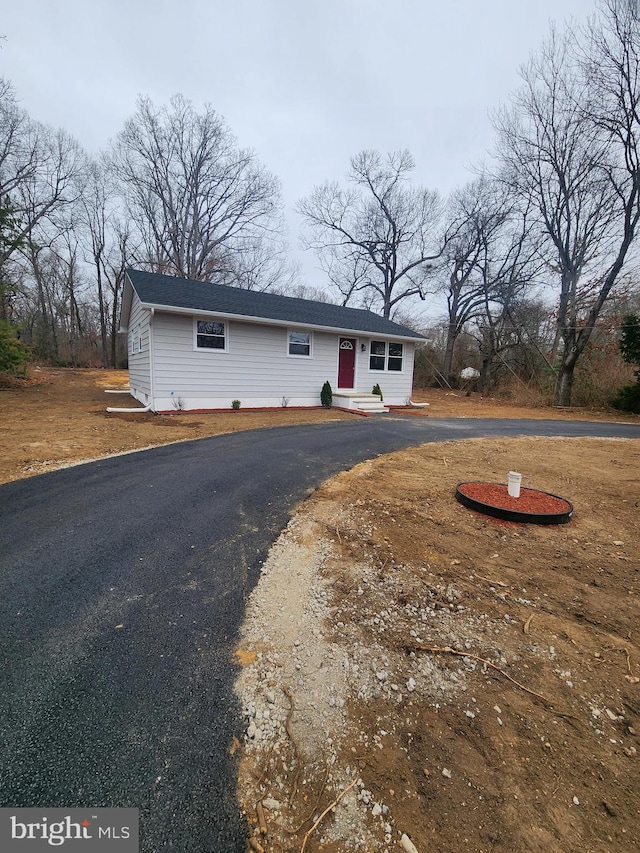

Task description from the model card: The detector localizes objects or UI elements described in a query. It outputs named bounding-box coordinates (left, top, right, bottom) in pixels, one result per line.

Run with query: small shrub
left=231, top=399, right=241, bottom=410
left=0, top=321, right=30, bottom=376
left=612, top=383, right=640, bottom=413
left=611, top=314, right=640, bottom=413
left=320, top=381, right=332, bottom=408
left=620, top=313, right=640, bottom=367
left=280, top=395, right=290, bottom=408
left=372, top=383, right=383, bottom=401
left=171, top=396, right=186, bottom=411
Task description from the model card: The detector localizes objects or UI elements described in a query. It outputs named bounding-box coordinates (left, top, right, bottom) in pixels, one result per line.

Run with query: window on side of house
left=369, top=340, right=386, bottom=370
left=137, top=324, right=143, bottom=353
left=196, top=319, right=226, bottom=350
left=133, top=326, right=140, bottom=354
left=388, top=342, right=403, bottom=371
left=288, top=330, right=311, bottom=357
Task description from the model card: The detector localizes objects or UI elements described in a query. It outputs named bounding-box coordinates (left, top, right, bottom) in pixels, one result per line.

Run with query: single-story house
left=118, top=268, right=426, bottom=413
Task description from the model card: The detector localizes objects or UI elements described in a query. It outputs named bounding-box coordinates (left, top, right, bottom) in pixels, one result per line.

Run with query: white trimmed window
left=133, top=326, right=140, bottom=354
left=388, top=342, right=403, bottom=371
left=195, top=319, right=226, bottom=350
left=369, top=340, right=403, bottom=371
left=288, top=329, right=311, bottom=357
left=369, top=340, right=386, bottom=370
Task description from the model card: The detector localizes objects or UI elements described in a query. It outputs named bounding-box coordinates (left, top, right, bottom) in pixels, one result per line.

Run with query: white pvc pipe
left=104, top=389, right=132, bottom=394
left=409, top=400, right=430, bottom=408
left=508, top=471, right=522, bottom=498
left=106, top=403, right=152, bottom=413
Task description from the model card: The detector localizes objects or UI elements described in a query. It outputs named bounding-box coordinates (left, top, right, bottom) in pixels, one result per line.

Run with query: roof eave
left=136, top=300, right=426, bottom=341
left=118, top=276, right=134, bottom=332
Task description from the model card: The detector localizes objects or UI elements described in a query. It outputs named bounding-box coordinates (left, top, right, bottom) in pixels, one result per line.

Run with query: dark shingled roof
left=126, top=269, right=425, bottom=340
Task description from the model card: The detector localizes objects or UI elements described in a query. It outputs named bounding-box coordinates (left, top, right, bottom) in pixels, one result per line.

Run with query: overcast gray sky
left=2, top=0, right=596, bottom=300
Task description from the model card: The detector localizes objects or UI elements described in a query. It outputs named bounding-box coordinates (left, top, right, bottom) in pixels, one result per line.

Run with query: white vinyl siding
left=127, top=293, right=151, bottom=402
left=153, top=314, right=331, bottom=407
left=146, top=311, right=416, bottom=409
left=364, top=340, right=414, bottom=401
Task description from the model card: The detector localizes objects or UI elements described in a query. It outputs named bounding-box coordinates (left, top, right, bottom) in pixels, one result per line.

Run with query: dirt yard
left=237, top=438, right=640, bottom=853
left=0, top=367, right=630, bottom=485
left=0, top=368, right=357, bottom=484
left=2, top=368, right=639, bottom=852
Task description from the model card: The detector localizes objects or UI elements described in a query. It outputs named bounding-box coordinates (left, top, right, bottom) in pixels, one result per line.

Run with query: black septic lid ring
left=455, top=481, right=573, bottom=525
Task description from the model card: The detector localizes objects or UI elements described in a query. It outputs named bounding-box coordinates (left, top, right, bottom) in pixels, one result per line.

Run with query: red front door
left=338, top=338, right=356, bottom=388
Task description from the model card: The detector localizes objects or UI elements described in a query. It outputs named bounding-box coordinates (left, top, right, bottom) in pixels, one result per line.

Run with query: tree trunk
left=110, top=308, right=118, bottom=367
left=442, top=322, right=458, bottom=386
left=0, top=272, right=10, bottom=321
left=480, top=348, right=496, bottom=395
left=553, top=330, right=581, bottom=406
left=479, top=323, right=496, bottom=395
left=110, top=270, right=124, bottom=368
left=554, top=362, right=575, bottom=407
left=33, top=259, right=57, bottom=360
left=95, top=259, right=109, bottom=368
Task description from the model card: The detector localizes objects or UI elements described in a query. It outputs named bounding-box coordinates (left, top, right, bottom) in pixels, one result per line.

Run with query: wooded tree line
left=298, top=0, right=640, bottom=406
left=2, top=0, right=640, bottom=407
left=0, top=91, right=292, bottom=369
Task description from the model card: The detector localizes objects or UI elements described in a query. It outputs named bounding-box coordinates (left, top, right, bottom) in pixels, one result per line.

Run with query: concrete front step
left=333, top=392, right=389, bottom=414
left=357, top=401, right=389, bottom=412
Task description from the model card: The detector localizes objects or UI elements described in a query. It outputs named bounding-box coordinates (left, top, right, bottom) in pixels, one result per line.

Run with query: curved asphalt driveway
left=1, top=416, right=639, bottom=851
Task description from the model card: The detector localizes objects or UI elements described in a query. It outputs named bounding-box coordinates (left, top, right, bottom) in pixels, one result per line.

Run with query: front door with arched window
left=338, top=337, right=356, bottom=388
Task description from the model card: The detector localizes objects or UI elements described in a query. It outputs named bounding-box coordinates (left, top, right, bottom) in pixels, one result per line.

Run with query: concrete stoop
left=333, top=392, right=389, bottom=414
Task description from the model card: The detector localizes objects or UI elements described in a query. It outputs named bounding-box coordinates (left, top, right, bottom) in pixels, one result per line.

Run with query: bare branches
left=438, top=176, right=541, bottom=386
left=0, top=81, right=88, bottom=268
left=493, top=3, right=640, bottom=404
left=109, top=94, right=284, bottom=286
left=299, top=776, right=359, bottom=853
left=297, top=149, right=444, bottom=319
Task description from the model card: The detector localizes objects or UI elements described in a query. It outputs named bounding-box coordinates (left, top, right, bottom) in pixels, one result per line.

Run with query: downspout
left=106, top=402, right=152, bottom=413
left=149, top=307, right=156, bottom=412
left=105, top=385, right=150, bottom=411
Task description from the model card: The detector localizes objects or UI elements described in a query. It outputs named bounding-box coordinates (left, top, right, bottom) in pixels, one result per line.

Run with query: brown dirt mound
left=236, top=437, right=640, bottom=853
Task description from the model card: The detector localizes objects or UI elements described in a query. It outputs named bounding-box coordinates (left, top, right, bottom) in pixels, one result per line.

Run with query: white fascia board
left=118, top=276, right=134, bottom=332
left=138, top=301, right=425, bottom=342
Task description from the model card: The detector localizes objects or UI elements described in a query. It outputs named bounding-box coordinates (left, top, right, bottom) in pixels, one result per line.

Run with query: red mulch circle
left=455, top=482, right=573, bottom=524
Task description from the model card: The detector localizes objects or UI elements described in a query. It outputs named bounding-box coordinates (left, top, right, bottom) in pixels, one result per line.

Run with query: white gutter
left=105, top=387, right=145, bottom=411
left=134, top=302, right=425, bottom=343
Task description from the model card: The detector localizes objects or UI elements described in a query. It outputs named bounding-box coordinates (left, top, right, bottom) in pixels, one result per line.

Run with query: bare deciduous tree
left=82, top=161, right=137, bottom=366
left=0, top=79, right=86, bottom=269
left=297, top=150, right=444, bottom=319
left=495, top=3, right=640, bottom=405
left=110, top=94, right=283, bottom=286
left=439, top=177, right=539, bottom=385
